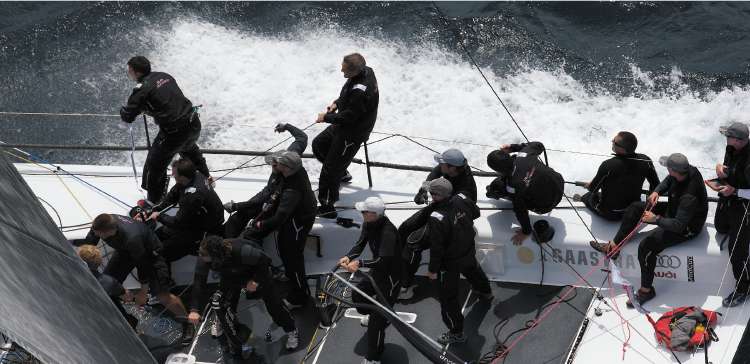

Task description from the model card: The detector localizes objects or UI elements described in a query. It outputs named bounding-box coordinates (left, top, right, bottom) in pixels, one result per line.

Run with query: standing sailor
left=338, top=197, right=402, bottom=364
left=145, top=158, right=224, bottom=263
left=713, top=123, right=750, bottom=307
left=400, top=148, right=478, bottom=300
left=120, top=55, right=211, bottom=203
left=486, top=141, right=565, bottom=245
left=223, top=123, right=316, bottom=308
left=575, top=131, right=660, bottom=221
left=188, top=236, right=300, bottom=350
left=313, top=53, right=379, bottom=218
left=72, top=213, right=195, bottom=344
left=590, top=153, right=708, bottom=307
left=423, top=178, right=492, bottom=345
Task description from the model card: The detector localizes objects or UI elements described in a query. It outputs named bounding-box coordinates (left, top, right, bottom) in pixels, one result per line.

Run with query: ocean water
left=1, top=2, right=750, bottom=189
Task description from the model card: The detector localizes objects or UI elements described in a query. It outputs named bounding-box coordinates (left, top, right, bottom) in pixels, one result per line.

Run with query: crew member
left=223, top=124, right=316, bottom=307
left=400, top=149, right=478, bottom=300
left=188, top=236, right=299, bottom=350
left=486, top=141, right=565, bottom=245
left=575, top=131, right=660, bottom=220
left=120, top=56, right=211, bottom=203
left=590, top=153, right=708, bottom=307
left=146, top=158, right=224, bottom=263
left=72, top=213, right=194, bottom=344
left=313, top=53, right=379, bottom=218
left=713, top=123, right=750, bottom=307
left=77, top=245, right=138, bottom=330
left=424, top=178, right=492, bottom=345
left=413, top=148, right=477, bottom=204
left=338, top=197, right=401, bottom=364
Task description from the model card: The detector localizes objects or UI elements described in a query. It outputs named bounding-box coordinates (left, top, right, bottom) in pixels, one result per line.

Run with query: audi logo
left=655, top=255, right=681, bottom=269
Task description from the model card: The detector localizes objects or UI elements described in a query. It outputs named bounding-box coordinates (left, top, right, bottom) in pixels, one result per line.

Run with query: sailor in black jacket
left=414, top=148, right=477, bottom=204
left=146, top=158, right=224, bottom=263
left=713, top=123, right=750, bottom=307
left=486, top=141, right=565, bottom=245
left=591, top=153, right=708, bottom=307
left=120, top=56, right=210, bottom=203
left=424, top=178, right=492, bottom=345
left=578, top=131, right=660, bottom=221
left=188, top=236, right=299, bottom=350
left=313, top=53, right=379, bottom=218
left=400, top=149, right=478, bottom=300
left=338, top=197, right=401, bottom=363
left=223, top=124, right=317, bottom=306
left=72, top=213, right=194, bottom=344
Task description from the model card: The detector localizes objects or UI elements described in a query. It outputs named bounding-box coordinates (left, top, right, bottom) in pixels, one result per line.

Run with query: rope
left=128, top=125, right=146, bottom=199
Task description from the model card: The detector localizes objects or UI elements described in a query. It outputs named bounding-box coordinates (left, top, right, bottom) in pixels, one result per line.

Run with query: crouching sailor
left=189, top=236, right=300, bottom=350
left=144, top=158, right=224, bottom=264
left=486, top=141, right=564, bottom=245
left=72, top=213, right=195, bottom=344
left=590, top=153, right=708, bottom=307
left=423, top=178, right=492, bottom=345
left=338, top=197, right=402, bottom=364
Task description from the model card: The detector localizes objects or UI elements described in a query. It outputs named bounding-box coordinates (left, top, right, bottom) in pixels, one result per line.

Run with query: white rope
left=127, top=125, right=146, bottom=199
left=715, top=201, right=750, bottom=298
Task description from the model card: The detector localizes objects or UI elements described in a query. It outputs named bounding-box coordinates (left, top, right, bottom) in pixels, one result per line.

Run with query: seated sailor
left=590, top=153, right=708, bottom=307
left=575, top=131, right=660, bottom=221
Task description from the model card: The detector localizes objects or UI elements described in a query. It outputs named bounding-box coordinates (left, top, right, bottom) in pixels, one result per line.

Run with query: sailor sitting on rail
left=590, top=153, right=708, bottom=307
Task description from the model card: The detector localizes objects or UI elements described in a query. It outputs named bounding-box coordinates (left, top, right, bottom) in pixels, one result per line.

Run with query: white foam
left=136, top=19, right=750, bottom=192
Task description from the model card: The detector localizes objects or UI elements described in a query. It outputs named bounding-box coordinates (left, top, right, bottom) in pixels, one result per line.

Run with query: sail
left=0, top=152, right=155, bottom=364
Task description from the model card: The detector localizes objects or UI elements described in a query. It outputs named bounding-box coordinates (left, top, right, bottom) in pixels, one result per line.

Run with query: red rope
left=491, top=205, right=655, bottom=363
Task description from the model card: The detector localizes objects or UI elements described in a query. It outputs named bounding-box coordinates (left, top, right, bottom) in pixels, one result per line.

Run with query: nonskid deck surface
left=14, top=164, right=750, bottom=363
left=143, top=277, right=593, bottom=364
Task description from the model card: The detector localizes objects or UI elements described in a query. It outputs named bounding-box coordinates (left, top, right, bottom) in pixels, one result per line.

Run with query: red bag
left=647, top=306, right=719, bottom=354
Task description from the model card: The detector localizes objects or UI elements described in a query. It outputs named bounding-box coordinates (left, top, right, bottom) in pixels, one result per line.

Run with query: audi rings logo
left=655, top=255, right=681, bottom=269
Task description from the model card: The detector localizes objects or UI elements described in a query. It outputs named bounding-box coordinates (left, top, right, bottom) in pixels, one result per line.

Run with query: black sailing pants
left=312, top=125, right=362, bottom=206
left=581, top=191, right=625, bottom=221
left=352, top=274, right=400, bottom=361
left=724, top=199, right=750, bottom=294
left=143, top=116, right=209, bottom=203
left=613, top=201, right=692, bottom=289
left=224, top=204, right=263, bottom=239
left=438, top=258, right=491, bottom=334
left=221, top=265, right=295, bottom=332
left=275, top=217, right=314, bottom=305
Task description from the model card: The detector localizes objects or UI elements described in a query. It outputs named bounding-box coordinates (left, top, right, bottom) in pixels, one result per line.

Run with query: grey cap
left=427, top=177, right=453, bottom=198
left=658, top=153, right=690, bottom=174
left=434, top=148, right=466, bottom=167
left=265, top=150, right=302, bottom=172
left=720, top=122, right=749, bottom=140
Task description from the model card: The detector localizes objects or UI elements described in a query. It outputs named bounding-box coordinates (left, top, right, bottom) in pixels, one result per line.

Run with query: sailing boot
left=179, top=320, right=195, bottom=346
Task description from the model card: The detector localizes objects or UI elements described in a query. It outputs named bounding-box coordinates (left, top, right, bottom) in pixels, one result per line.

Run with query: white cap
left=355, top=197, right=385, bottom=216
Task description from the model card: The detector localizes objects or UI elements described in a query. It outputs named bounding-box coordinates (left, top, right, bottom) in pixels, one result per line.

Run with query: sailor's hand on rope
left=413, top=188, right=428, bottom=205
left=188, top=311, right=201, bottom=325
left=500, top=144, right=512, bottom=153
left=316, top=112, right=327, bottom=123
left=345, top=260, right=360, bottom=273
left=719, top=184, right=736, bottom=197
left=716, top=163, right=728, bottom=179
left=119, top=106, right=134, bottom=123
left=326, top=102, right=337, bottom=113
left=274, top=123, right=287, bottom=133
left=641, top=211, right=658, bottom=224
left=207, top=175, right=216, bottom=188
left=511, top=229, right=529, bottom=246
left=427, top=271, right=438, bottom=280
left=647, top=192, right=660, bottom=207
left=147, top=211, right=160, bottom=221
left=338, top=256, right=351, bottom=269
